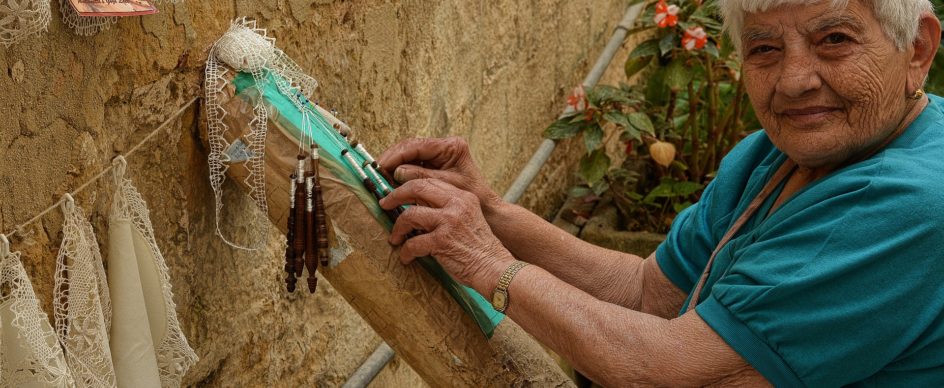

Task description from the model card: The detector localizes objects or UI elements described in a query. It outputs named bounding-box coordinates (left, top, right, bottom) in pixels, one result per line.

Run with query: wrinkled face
left=741, top=0, right=914, bottom=168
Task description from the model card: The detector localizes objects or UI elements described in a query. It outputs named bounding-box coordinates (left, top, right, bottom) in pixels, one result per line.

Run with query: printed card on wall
left=66, top=0, right=157, bottom=16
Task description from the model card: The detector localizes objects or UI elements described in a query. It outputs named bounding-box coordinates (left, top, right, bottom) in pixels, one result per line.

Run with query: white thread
left=0, top=97, right=198, bottom=239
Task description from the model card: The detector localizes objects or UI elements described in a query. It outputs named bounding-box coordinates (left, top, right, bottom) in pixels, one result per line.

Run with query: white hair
left=719, top=0, right=934, bottom=52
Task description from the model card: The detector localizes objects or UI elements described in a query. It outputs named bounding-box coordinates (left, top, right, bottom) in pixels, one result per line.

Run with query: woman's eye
left=748, top=45, right=776, bottom=55
left=823, top=32, right=850, bottom=45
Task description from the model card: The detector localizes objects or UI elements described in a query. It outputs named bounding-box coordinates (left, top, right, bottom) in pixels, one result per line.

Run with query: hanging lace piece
left=107, top=157, right=197, bottom=388
left=54, top=194, right=117, bottom=388
left=205, top=17, right=320, bottom=250
left=0, top=0, right=50, bottom=47
left=0, top=235, right=74, bottom=387
left=58, top=0, right=115, bottom=36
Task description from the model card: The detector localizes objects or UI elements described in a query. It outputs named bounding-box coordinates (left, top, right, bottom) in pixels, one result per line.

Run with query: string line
left=1, top=97, right=200, bottom=239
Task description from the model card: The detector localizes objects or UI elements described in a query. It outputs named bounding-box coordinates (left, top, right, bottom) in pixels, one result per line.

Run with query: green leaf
left=583, top=125, right=604, bottom=153
left=621, top=126, right=642, bottom=142
left=665, top=58, right=692, bottom=92
left=625, top=56, right=652, bottom=79
left=568, top=185, right=592, bottom=198
left=579, top=149, right=610, bottom=185
left=645, top=66, right=669, bottom=105
left=672, top=181, right=704, bottom=196
left=643, top=182, right=675, bottom=203
left=659, top=33, right=677, bottom=56
left=630, top=38, right=660, bottom=59
left=588, top=85, right=634, bottom=106
left=544, top=118, right=582, bottom=140
left=590, top=179, right=610, bottom=196
left=673, top=201, right=694, bottom=213
left=627, top=112, right=656, bottom=135
left=704, top=41, right=720, bottom=58
left=603, top=111, right=630, bottom=129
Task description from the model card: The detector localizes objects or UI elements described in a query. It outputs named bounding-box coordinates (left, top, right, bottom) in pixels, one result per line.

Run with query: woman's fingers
left=379, top=178, right=462, bottom=210
left=389, top=206, right=441, bottom=246
left=398, top=232, right=439, bottom=264
left=378, top=137, right=464, bottom=175
left=394, top=165, right=462, bottom=185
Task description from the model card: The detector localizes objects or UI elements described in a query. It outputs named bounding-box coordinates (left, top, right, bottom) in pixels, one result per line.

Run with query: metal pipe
left=342, top=343, right=395, bottom=388
left=503, top=3, right=645, bottom=203
left=343, top=4, right=645, bottom=387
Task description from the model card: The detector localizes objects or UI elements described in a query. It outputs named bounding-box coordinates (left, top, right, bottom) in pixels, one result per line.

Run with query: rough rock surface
left=0, top=1, right=631, bottom=386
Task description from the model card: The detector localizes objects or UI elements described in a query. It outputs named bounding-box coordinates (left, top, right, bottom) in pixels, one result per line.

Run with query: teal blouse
left=656, top=95, right=944, bottom=387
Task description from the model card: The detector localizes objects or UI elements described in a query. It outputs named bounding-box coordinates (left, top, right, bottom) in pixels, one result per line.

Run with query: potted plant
left=546, top=0, right=759, bottom=249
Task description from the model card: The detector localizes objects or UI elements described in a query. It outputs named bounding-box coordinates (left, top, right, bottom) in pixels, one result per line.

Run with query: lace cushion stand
left=206, top=80, right=574, bottom=387
left=0, top=236, right=74, bottom=387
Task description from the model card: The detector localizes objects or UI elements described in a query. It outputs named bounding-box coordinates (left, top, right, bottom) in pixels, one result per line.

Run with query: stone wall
left=0, top=1, right=631, bottom=386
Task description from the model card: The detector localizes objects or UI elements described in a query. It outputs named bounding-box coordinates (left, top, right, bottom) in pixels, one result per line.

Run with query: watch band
left=493, top=261, right=529, bottom=312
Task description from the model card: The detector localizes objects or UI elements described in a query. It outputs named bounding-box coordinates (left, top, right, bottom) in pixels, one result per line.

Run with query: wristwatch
left=491, top=261, right=529, bottom=313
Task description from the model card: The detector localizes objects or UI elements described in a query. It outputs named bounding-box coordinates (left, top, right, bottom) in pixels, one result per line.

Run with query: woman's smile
left=777, top=105, right=843, bottom=129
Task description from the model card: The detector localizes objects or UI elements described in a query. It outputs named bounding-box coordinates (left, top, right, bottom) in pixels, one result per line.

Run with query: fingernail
left=394, top=166, right=409, bottom=183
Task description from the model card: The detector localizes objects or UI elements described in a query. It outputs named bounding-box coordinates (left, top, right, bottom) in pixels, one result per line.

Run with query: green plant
left=925, top=0, right=944, bottom=95
left=545, top=0, right=758, bottom=233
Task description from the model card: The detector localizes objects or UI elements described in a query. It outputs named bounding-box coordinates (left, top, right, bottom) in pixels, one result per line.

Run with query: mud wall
left=0, top=1, right=630, bottom=386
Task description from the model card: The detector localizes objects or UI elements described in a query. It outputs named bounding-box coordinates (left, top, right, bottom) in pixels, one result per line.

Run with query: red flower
left=682, top=26, right=708, bottom=51
left=654, top=0, right=679, bottom=28
left=567, top=85, right=588, bottom=112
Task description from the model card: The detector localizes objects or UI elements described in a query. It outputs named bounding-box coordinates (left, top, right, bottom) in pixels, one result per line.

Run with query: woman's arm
left=380, top=178, right=765, bottom=386
left=378, top=137, right=687, bottom=312
left=485, top=200, right=685, bottom=316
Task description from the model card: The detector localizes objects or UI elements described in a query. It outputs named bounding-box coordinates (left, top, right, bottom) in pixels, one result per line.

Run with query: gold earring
left=909, top=89, right=926, bottom=100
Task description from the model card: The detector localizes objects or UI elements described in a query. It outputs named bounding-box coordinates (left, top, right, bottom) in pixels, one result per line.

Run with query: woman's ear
left=908, top=11, right=942, bottom=91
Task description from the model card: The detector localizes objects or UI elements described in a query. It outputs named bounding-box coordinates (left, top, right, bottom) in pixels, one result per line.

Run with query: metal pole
left=503, top=3, right=645, bottom=203
left=342, top=343, right=395, bottom=388
left=342, top=4, right=645, bottom=387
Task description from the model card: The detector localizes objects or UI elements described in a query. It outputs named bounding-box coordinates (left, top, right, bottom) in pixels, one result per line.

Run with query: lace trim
left=1, top=250, right=74, bottom=387
left=54, top=202, right=117, bottom=387
left=0, top=0, right=50, bottom=47
left=111, top=167, right=198, bottom=387
left=205, top=18, right=322, bottom=250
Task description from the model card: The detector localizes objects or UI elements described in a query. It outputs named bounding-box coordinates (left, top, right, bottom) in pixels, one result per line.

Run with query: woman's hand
left=379, top=178, right=514, bottom=295
left=377, top=137, right=503, bottom=215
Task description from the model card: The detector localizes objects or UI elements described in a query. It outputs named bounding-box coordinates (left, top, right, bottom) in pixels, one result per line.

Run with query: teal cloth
left=657, top=95, right=944, bottom=386
left=231, top=71, right=504, bottom=337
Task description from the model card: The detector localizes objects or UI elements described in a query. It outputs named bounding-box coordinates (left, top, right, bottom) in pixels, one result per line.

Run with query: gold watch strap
left=496, top=261, right=529, bottom=294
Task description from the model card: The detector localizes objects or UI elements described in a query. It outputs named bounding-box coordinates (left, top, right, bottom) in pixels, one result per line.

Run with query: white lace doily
left=108, top=157, right=197, bottom=388
left=0, top=0, right=50, bottom=47
left=54, top=195, right=117, bottom=388
left=0, top=236, right=74, bottom=387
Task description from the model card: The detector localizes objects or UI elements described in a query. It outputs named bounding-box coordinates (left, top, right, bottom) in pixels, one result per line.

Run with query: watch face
left=492, top=290, right=508, bottom=311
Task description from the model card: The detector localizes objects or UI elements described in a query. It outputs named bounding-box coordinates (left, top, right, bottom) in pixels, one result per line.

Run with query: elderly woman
left=377, top=0, right=943, bottom=385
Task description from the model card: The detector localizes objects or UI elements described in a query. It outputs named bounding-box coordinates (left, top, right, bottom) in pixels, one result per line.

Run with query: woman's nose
left=775, top=52, right=823, bottom=98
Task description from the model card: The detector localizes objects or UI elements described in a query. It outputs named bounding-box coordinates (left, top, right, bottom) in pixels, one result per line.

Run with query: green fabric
left=656, top=95, right=944, bottom=386
left=232, top=71, right=504, bottom=337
